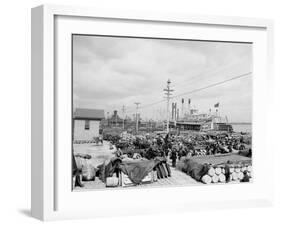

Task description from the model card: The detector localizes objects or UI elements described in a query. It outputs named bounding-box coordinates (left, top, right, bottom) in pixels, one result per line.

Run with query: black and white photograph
left=72, top=34, right=252, bottom=190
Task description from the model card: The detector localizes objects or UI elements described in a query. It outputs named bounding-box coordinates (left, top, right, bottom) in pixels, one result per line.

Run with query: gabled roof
left=74, top=108, right=105, bottom=120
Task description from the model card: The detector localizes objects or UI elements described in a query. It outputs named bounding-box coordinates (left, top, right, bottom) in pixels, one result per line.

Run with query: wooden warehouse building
left=73, top=108, right=105, bottom=141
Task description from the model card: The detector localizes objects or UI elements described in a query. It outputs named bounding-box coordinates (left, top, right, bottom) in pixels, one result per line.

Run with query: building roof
left=74, top=108, right=105, bottom=120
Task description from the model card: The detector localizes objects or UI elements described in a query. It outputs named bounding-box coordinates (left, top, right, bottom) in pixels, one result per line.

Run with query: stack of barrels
left=201, top=164, right=252, bottom=184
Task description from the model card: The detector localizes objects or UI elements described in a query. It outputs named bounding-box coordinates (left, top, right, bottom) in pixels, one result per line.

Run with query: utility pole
left=181, top=98, right=184, bottom=118
left=107, top=112, right=110, bottom=127
left=163, top=79, right=174, bottom=134
left=134, top=102, right=140, bottom=134
left=122, top=105, right=126, bottom=130
left=115, top=111, right=117, bottom=127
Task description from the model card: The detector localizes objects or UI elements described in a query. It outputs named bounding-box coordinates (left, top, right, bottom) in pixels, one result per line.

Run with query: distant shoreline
left=230, top=122, right=252, bottom=125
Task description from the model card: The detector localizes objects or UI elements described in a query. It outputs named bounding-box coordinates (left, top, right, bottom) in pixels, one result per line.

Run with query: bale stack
left=201, top=163, right=252, bottom=184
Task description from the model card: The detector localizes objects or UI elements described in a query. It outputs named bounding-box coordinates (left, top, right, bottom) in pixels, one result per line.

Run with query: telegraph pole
left=134, top=102, right=140, bottom=134
left=163, top=79, right=174, bottom=133
left=122, top=105, right=126, bottom=130
left=181, top=98, right=184, bottom=118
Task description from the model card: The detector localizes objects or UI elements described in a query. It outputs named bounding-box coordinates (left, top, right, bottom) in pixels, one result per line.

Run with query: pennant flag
left=214, top=102, right=219, bottom=108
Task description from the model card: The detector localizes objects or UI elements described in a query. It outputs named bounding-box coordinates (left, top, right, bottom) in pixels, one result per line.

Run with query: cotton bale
left=215, top=167, right=222, bottom=175
left=232, top=172, right=238, bottom=181
left=208, top=167, right=215, bottom=177
left=218, top=173, right=226, bottom=183
left=237, top=172, right=244, bottom=180
left=201, top=174, right=212, bottom=184
left=247, top=165, right=252, bottom=172
left=235, top=167, right=241, bottom=173
left=212, top=174, right=219, bottom=183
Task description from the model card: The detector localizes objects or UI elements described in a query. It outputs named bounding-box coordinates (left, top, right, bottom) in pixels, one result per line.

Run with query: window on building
left=85, top=120, right=90, bottom=130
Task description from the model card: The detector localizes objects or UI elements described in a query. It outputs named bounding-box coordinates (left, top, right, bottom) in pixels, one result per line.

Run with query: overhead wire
left=124, top=71, right=251, bottom=115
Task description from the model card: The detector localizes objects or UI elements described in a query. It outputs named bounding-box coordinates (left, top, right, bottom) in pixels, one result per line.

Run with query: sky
left=73, top=35, right=252, bottom=123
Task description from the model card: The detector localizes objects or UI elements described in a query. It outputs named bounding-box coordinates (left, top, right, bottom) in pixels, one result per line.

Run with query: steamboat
left=168, top=99, right=233, bottom=133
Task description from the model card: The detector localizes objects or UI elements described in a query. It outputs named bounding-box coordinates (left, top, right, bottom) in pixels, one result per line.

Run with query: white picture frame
left=31, top=4, right=274, bottom=221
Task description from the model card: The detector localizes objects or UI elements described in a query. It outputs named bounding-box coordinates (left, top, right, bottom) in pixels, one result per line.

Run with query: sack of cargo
left=156, top=165, right=162, bottom=179
left=120, top=171, right=153, bottom=187
left=106, top=176, right=119, bottom=187
left=164, top=162, right=171, bottom=177
left=153, top=170, right=158, bottom=182
left=75, top=157, right=85, bottom=170
left=82, top=164, right=96, bottom=181
left=162, top=163, right=169, bottom=177
left=159, top=163, right=167, bottom=178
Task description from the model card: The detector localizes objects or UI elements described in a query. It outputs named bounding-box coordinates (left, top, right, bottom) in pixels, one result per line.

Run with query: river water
left=231, top=124, right=252, bottom=133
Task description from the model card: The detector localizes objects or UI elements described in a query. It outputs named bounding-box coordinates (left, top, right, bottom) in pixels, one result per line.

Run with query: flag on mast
left=214, top=102, right=219, bottom=108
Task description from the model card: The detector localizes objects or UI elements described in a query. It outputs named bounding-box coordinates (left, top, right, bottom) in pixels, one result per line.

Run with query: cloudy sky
left=73, top=35, right=252, bottom=123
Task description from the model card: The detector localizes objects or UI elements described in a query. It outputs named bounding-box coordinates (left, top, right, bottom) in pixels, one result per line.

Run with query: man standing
left=72, top=153, right=84, bottom=188
left=171, top=148, right=177, bottom=167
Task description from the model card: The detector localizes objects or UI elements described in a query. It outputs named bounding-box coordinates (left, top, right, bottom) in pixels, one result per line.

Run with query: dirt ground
left=73, top=141, right=117, bottom=167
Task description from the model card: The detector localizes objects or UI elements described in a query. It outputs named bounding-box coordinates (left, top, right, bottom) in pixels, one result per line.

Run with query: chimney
left=188, top=98, right=191, bottom=115
left=181, top=98, right=184, bottom=118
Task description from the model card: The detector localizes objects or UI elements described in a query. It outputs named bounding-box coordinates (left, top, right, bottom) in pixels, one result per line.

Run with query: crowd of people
left=104, top=131, right=252, bottom=167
